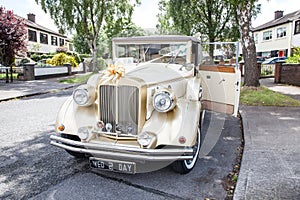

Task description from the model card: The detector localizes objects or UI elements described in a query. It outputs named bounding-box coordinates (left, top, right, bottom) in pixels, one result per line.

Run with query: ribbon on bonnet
left=103, top=63, right=125, bottom=83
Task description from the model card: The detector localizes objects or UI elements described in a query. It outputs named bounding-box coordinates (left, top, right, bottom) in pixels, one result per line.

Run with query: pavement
left=1, top=76, right=300, bottom=199
left=234, top=78, right=300, bottom=199
left=0, top=75, right=81, bottom=101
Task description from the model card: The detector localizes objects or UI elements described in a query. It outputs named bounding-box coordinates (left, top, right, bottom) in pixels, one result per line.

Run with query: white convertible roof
left=112, top=35, right=201, bottom=44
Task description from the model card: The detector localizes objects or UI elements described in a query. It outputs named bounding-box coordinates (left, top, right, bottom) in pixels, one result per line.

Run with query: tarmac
left=234, top=78, right=300, bottom=199
left=0, top=76, right=81, bottom=101
left=1, top=76, right=300, bottom=199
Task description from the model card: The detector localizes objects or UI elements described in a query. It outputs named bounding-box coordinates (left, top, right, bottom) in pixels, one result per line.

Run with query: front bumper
left=50, top=135, right=194, bottom=162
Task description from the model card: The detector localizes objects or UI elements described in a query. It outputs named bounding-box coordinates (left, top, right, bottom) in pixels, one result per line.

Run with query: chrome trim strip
left=50, top=135, right=193, bottom=161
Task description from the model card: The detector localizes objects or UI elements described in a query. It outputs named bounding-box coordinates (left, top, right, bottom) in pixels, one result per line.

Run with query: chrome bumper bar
left=50, top=135, right=193, bottom=162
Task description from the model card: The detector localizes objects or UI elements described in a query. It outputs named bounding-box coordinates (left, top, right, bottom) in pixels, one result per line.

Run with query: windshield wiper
left=168, top=50, right=182, bottom=64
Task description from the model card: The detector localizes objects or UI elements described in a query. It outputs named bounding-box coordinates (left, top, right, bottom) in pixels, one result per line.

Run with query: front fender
left=142, top=98, right=201, bottom=147
left=55, top=97, right=98, bottom=135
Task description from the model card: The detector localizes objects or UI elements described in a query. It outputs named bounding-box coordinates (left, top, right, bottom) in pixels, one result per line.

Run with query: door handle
left=219, top=78, right=225, bottom=84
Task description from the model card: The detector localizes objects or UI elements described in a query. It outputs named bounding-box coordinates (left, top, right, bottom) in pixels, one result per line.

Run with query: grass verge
left=240, top=86, right=300, bottom=106
left=0, top=73, right=18, bottom=79
left=60, top=73, right=94, bottom=84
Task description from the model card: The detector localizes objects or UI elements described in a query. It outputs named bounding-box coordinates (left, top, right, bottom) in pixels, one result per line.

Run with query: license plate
left=89, top=157, right=136, bottom=174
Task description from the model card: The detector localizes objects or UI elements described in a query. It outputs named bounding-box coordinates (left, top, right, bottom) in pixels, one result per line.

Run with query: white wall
left=291, top=21, right=300, bottom=47
left=27, top=28, right=71, bottom=54
left=254, top=22, right=293, bottom=56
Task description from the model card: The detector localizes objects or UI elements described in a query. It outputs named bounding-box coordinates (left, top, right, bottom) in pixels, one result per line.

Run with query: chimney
left=27, top=13, right=36, bottom=23
left=275, top=10, right=284, bottom=20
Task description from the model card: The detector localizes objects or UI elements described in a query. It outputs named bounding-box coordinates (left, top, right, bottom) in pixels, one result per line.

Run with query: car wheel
left=61, top=134, right=87, bottom=158
left=171, top=110, right=205, bottom=174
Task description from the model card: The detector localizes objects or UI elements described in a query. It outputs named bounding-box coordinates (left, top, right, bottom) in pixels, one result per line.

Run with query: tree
left=157, top=0, right=239, bottom=58
left=35, top=0, right=140, bottom=71
left=0, top=6, right=27, bottom=66
left=230, top=0, right=260, bottom=87
left=73, top=33, right=90, bottom=55
left=105, top=20, right=145, bottom=54
left=159, top=0, right=261, bottom=87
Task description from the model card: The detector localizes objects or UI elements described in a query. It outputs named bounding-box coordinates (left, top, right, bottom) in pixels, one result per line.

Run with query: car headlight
left=153, top=89, right=176, bottom=112
left=73, top=85, right=96, bottom=106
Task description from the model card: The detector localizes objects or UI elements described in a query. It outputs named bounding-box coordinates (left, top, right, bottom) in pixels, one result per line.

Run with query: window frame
left=51, top=36, right=58, bottom=46
left=68, top=43, right=73, bottom=51
left=277, top=27, right=287, bottom=38
left=59, top=38, right=65, bottom=46
left=40, top=33, right=48, bottom=44
left=263, top=30, right=273, bottom=41
left=28, top=29, right=37, bottom=42
left=254, top=33, right=258, bottom=44
left=295, top=20, right=300, bottom=35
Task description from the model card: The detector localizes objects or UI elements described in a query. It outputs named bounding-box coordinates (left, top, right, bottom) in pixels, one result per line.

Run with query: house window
left=59, top=38, right=65, bottom=46
left=295, top=20, right=300, bottom=34
left=51, top=36, right=58, bottom=46
left=277, top=27, right=286, bottom=38
left=263, top=30, right=272, bottom=41
left=28, top=30, right=37, bottom=42
left=254, top=33, right=258, bottom=44
left=68, top=43, right=73, bottom=51
left=40, top=33, right=48, bottom=44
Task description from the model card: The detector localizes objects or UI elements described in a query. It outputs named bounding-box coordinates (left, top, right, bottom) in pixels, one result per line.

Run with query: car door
left=198, top=64, right=241, bottom=117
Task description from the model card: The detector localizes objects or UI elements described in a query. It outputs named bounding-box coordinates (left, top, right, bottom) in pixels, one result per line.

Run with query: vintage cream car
left=50, top=36, right=240, bottom=174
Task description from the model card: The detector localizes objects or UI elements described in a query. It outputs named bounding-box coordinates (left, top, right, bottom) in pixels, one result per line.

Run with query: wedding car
left=50, top=36, right=241, bottom=174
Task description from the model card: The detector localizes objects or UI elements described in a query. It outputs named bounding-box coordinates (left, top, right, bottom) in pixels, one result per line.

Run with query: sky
left=0, top=0, right=298, bottom=33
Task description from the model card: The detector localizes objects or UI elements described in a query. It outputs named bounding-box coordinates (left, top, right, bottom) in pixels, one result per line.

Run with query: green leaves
left=157, top=0, right=239, bottom=42
left=35, top=0, right=139, bottom=71
left=287, top=47, right=300, bottom=64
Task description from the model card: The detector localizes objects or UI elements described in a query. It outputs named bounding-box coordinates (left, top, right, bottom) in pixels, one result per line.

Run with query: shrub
left=79, top=54, right=91, bottom=58
left=286, top=56, right=300, bottom=64
left=31, top=54, right=41, bottom=62
left=41, top=54, right=54, bottom=60
left=67, top=52, right=81, bottom=64
left=286, top=47, right=300, bottom=64
left=73, top=52, right=82, bottom=64
left=79, top=54, right=91, bottom=62
left=66, top=56, right=78, bottom=67
left=47, top=53, right=78, bottom=67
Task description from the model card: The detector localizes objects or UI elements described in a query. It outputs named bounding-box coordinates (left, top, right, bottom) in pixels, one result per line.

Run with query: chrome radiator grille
left=99, top=85, right=139, bottom=134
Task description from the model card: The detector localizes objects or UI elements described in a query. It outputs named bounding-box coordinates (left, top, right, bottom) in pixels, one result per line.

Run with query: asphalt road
left=0, top=89, right=242, bottom=200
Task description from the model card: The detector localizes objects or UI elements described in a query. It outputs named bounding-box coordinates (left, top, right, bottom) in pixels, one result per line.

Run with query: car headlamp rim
left=152, top=89, right=176, bottom=113
left=73, top=88, right=89, bottom=106
left=72, top=85, right=96, bottom=106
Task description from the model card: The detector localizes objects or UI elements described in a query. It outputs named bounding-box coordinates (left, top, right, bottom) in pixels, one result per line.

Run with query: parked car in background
left=50, top=36, right=241, bottom=174
left=262, top=56, right=287, bottom=64
left=256, top=56, right=266, bottom=62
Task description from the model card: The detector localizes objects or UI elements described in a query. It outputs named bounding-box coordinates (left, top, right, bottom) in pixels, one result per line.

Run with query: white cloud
left=1, top=0, right=58, bottom=32
left=253, top=0, right=299, bottom=27
left=132, top=0, right=159, bottom=28
left=3, top=0, right=297, bottom=32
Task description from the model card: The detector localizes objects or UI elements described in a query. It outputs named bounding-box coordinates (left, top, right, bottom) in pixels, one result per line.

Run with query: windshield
left=114, top=42, right=190, bottom=65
